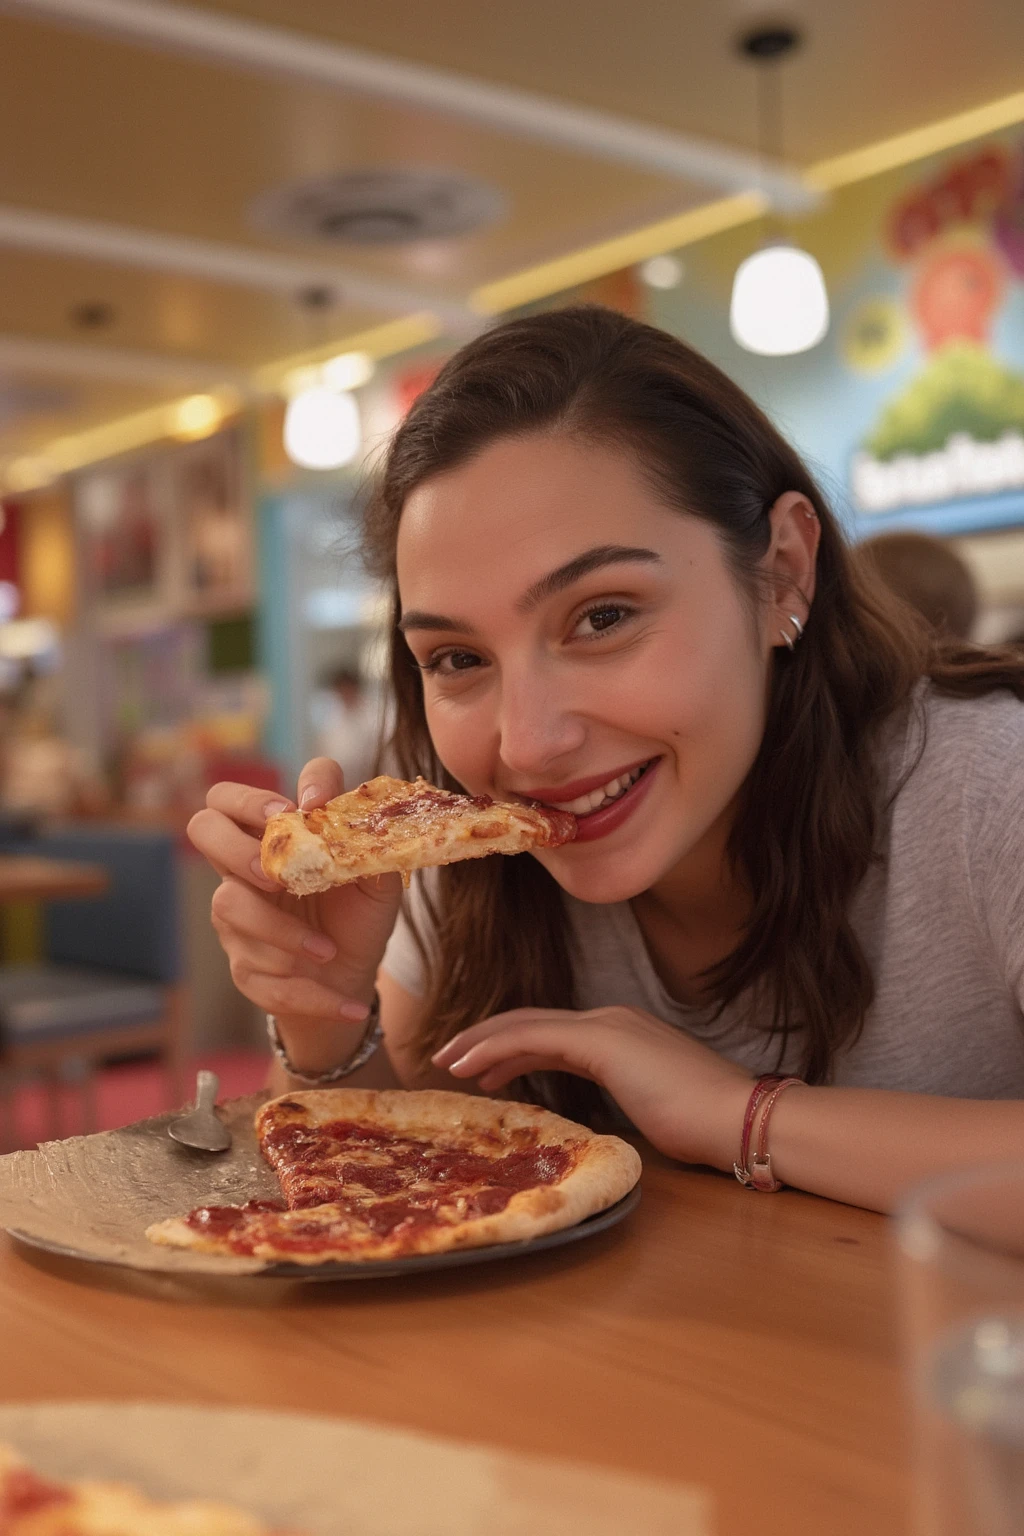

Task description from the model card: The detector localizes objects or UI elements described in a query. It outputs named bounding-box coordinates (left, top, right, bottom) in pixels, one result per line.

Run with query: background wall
left=648, top=129, right=1024, bottom=539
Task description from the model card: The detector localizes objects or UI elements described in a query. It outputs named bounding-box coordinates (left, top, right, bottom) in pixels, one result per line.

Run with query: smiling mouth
left=545, top=759, right=657, bottom=818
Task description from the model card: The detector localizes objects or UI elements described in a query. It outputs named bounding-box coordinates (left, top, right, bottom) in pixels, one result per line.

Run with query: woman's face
left=396, top=433, right=794, bottom=905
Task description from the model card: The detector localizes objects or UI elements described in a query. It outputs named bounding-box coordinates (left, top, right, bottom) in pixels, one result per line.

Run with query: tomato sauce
left=184, top=1115, right=578, bottom=1259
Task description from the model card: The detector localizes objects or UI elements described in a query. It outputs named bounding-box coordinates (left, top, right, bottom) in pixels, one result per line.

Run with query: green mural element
left=863, top=343, right=1024, bottom=461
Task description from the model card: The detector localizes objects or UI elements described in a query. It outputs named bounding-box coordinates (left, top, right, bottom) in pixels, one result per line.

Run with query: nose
left=495, top=663, right=587, bottom=780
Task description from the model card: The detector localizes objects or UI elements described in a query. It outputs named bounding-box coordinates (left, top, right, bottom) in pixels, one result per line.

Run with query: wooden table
left=0, top=855, right=108, bottom=904
left=0, top=1154, right=910, bottom=1535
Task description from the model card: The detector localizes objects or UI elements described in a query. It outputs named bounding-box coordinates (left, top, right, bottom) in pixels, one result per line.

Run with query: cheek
left=423, top=696, right=493, bottom=792
left=638, top=606, right=767, bottom=737
left=654, top=609, right=769, bottom=783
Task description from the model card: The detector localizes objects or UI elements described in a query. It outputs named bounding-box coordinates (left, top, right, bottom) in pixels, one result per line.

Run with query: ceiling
left=1, top=0, right=1023, bottom=477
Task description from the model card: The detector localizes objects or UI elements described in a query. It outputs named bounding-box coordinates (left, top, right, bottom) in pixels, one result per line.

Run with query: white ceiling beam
left=0, top=332, right=249, bottom=389
left=0, top=0, right=820, bottom=214
left=0, top=204, right=478, bottom=331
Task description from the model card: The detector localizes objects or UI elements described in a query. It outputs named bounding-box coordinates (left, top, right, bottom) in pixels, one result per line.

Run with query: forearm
left=747, top=1087, right=1024, bottom=1213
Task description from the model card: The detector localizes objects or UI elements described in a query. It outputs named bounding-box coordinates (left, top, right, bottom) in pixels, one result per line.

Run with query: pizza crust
left=0, top=1441, right=297, bottom=1534
left=147, top=1089, right=641, bottom=1266
left=260, top=776, right=574, bottom=896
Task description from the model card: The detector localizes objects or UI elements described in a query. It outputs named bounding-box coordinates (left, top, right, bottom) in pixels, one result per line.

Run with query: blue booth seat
left=0, top=825, right=190, bottom=1142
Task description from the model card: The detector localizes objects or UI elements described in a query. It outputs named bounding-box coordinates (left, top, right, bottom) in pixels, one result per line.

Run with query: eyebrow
left=397, top=544, right=663, bottom=635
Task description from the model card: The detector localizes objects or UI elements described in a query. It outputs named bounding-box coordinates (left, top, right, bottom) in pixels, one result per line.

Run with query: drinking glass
left=896, top=1163, right=1024, bottom=1536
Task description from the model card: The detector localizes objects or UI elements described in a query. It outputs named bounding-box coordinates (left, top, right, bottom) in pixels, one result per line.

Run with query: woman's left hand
left=432, top=1006, right=754, bottom=1168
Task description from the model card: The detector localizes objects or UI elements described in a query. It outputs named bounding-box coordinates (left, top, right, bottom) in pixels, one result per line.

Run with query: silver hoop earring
left=779, top=613, right=803, bottom=652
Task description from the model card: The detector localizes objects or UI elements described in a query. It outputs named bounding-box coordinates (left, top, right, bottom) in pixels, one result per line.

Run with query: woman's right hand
left=187, top=757, right=403, bottom=1035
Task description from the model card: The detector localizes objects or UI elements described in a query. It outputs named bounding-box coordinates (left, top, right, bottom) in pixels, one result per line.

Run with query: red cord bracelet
left=734, top=1075, right=803, bottom=1191
left=734, top=1074, right=783, bottom=1184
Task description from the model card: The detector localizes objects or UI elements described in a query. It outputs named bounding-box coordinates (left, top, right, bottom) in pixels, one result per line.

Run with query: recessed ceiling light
left=252, top=168, right=507, bottom=247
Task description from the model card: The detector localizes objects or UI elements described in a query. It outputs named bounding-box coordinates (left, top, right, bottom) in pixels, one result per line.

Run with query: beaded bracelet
left=266, top=991, right=382, bottom=1085
left=734, top=1074, right=803, bottom=1191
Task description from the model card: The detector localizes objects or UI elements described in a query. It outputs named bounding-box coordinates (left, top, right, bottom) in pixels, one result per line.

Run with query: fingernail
left=302, top=933, right=336, bottom=961
left=340, top=1000, right=370, bottom=1022
left=250, top=856, right=274, bottom=884
left=300, top=784, right=321, bottom=808
left=447, top=1054, right=471, bottom=1074
left=263, top=799, right=289, bottom=819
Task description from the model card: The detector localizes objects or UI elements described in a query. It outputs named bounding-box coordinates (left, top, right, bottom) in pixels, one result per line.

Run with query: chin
left=535, top=849, right=661, bottom=906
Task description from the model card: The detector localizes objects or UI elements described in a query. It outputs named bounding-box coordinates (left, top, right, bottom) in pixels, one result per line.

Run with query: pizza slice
left=146, top=1089, right=641, bottom=1266
left=260, top=774, right=575, bottom=896
left=0, top=1442, right=303, bottom=1535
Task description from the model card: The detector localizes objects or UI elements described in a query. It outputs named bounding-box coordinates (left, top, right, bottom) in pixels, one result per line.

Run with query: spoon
left=168, top=1069, right=232, bottom=1152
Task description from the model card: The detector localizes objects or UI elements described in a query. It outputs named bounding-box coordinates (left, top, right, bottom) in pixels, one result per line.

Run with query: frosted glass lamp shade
left=283, top=388, right=361, bottom=470
left=729, top=244, right=830, bottom=356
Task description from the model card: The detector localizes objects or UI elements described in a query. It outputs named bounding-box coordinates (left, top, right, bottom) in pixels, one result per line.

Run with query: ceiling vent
left=250, top=168, right=506, bottom=246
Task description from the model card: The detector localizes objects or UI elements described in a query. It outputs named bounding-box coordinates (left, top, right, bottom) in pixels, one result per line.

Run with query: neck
left=638, top=800, right=750, bottom=934
left=630, top=802, right=752, bottom=1007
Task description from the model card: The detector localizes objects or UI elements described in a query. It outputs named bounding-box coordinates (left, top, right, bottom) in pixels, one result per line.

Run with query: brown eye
left=419, top=647, right=483, bottom=675
left=586, top=606, right=624, bottom=631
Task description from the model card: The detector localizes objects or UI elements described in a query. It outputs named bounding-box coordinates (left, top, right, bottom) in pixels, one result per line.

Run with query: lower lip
left=561, top=759, right=661, bottom=843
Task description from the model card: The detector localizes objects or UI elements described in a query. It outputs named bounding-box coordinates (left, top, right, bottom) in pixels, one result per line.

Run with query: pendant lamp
left=283, top=386, right=361, bottom=471
left=281, top=288, right=365, bottom=471
left=730, top=27, right=829, bottom=357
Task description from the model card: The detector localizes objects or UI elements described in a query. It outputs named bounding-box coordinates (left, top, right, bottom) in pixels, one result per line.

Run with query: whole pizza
left=147, top=1089, right=641, bottom=1266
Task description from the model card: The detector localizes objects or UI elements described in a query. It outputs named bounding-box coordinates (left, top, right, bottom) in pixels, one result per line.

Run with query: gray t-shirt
left=382, top=685, right=1024, bottom=1098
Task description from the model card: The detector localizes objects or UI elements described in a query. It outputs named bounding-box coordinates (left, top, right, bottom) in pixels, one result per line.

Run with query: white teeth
left=549, top=764, right=646, bottom=816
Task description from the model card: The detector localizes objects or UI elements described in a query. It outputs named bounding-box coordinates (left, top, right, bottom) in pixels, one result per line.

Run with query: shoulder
left=881, top=685, right=1024, bottom=901
left=888, top=683, right=1024, bottom=804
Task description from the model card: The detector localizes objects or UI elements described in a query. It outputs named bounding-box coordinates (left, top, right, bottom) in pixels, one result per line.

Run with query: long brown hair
left=363, top=305, right=1024, bottom=1097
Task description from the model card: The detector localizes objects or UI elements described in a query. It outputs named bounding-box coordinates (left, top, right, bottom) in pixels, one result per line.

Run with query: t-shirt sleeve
left=961, top=694, right=1024, bottom=1013
left=379, top=875, right=434, bottom=999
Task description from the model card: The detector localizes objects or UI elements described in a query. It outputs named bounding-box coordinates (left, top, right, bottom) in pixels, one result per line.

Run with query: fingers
left=476, top=1056, right=563, bottom=1092
left=204, top=780, right=295, bottom=828
left=210, top=878, right=369, bottom=1020
left=435, top=1019, right=604, bottom=1084
left=296, top=757, right=346, bottom=810
left=228, top=966, right=369, bottom=1021
left=431, top=1009, right=577, bottom=1068
left=189, top=807, right=279, bottom=891
left=210, top=877, right=336, bottom=961
left=190, top=781, right=299, bottom=891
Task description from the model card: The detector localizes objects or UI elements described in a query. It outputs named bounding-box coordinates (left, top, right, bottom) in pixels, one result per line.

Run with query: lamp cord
left=754, top=60, right=784, bottom=243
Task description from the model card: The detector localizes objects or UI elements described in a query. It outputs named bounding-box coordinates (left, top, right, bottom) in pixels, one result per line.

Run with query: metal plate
left=0, top=1094, right=640, bottom=1281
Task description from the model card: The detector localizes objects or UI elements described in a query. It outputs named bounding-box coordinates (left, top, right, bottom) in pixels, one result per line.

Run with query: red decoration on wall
left=394, top=362, right=443, bottom=417
left=887, top=147, right=1012, bottom=262
left=0, top=499, right=21, bottom=586
left=911, top=246, right=1005, bottom=351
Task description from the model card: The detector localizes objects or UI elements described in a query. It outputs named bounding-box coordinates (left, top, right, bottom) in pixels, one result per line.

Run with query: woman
left=190, top=307, right=1024, bottom=1213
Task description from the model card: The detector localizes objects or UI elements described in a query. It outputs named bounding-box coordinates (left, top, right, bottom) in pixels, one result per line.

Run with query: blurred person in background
left=853, top=530, right=978, bottom=639
left=313, top=666, right=379, bottom=790
left=0, top=671, right=107, bottom=818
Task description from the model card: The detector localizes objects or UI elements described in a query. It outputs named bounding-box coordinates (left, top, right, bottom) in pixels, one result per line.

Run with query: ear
left=763, top=491, right=820, bottom=652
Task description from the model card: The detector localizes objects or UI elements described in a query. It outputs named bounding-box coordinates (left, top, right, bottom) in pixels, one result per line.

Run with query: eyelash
left=416, top=601, right=637, bottom=677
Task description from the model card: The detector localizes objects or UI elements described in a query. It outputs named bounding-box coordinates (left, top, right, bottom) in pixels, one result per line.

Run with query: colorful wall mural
left=647, top=129, right=1024, bottom=539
